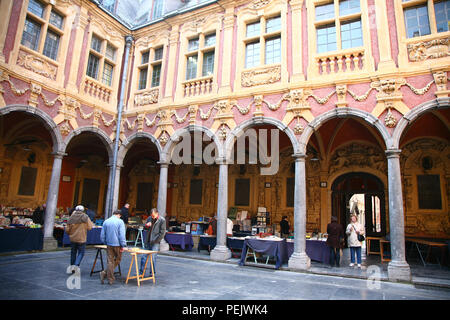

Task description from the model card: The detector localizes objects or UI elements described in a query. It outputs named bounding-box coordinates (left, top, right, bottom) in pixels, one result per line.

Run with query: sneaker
left=100, top=271, right=106, bottom=284
left=357, top=264, right=362, bottom=268
left=349, top=263, right=354, bottom=267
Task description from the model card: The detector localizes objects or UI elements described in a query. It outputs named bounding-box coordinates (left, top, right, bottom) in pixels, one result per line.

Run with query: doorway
left=332, top=173, right=386, bottom=244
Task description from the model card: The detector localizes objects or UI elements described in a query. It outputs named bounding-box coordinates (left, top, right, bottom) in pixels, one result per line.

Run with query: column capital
left=51, top=152, right=66, bottom=159
left=385, top=149, right=402, bottom=158
left=107, top=163, right=123, bottom=169
left=215, top=157, right=229, bottom=165
left=292, top=153, right=307, bottom=161
left=158, top=161, right=170, bottom=168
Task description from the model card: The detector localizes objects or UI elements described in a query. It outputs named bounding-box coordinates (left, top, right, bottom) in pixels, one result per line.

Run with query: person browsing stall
left=139, top=208, right=166, bottom=277
left=100, top=210, right=127, bottom=285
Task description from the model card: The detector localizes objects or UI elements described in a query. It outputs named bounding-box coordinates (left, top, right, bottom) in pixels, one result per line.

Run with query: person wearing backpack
left=346, top=214, right=365, bottom=268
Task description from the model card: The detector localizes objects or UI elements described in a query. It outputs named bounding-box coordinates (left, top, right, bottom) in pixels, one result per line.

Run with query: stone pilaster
left=288, top=154, right=311, bottom=270
left=43, top=152, right=65, bottom=251
left=157, top=163, right=170, bottom=252
left=386, top=149, right=411, bottom=282
left=210, top=159, right=232, bottom=261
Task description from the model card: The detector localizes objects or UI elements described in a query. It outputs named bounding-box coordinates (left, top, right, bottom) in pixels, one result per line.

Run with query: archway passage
left=120, top=137, right=160, bottom=217
left=61, top=132, right=110, bottom=217
left=0, top=111, right=55, bottom=209
left=332, top=172, right=387, bottom=244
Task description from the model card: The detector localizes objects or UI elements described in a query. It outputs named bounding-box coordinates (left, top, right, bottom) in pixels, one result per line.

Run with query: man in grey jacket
left=140, top=208, right=166, bottom=277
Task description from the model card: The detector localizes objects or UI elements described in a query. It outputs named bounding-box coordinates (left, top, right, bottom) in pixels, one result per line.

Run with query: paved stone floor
left=0, top=247, right=449, bottom=301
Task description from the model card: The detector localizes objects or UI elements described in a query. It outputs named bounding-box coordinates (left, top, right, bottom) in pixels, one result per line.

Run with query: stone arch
left=392, top=97, right=450, bottom=150
left=163, top=124, right=223, bottom=163
left=0, top=104, right=63, bottom=153
left=62, top=126, right=113, bottom=161
left=299, top=108, right=391, bottom=154
left=225, top=117, right=301, bottom=161
left=118, top=132, right=162, bottom=166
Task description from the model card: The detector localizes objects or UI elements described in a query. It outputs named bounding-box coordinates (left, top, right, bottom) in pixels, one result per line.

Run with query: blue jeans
left=350, top=246, right=362, bottom=264
left=70, top=242, right=86, bottom=266
left=139, top=243, right=159, bottom=276
left=329, top=247, right=340, bottom=266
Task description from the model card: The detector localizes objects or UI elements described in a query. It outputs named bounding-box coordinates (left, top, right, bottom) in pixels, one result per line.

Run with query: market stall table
left=0, top=227, right=43, bottom=252
left=125, top=248, right=157, bottom=286
left=406, top=238, right=447, bottom=267
left=198, top=236, right=245, bottom=257
left=286, top=239, right=330, bottom=264
left=62, top=227, right=102, bottom=246
left=164, top=232, right=194, bottom=251
left=239, top=237, right=288, bottom=269
left=89, top=245, right=121, bottom=277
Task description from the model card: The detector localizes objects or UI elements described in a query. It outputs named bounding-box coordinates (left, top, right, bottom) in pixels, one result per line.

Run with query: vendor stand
left=0, top=226, right=43, bottom=253
left=239, top=237, right=288, bottom=269
left=62, top=226, right=103, bottom=246
left=164, top=232, right=194, bottom=251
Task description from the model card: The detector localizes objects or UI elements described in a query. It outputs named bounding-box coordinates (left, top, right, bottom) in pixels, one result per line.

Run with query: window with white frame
left=138, top=46, right=164, bottom=90
left=314, top=0, right=363, bottom=53
left=21, top=0, right=64, bottom=61
left=244, top=15, right=282, bottom=68
left=153, top=0, right=164, bottom=19
left=402, top=0, right=450, bottom=38
left=86, top=34, right=117, bottom=86
left=185, top=33, right=216, bottom=80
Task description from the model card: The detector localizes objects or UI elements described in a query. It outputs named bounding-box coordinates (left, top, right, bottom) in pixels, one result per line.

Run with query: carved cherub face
left=380, top=79, right=396, bottom=95
left=290, top=89, right=304, bottom=104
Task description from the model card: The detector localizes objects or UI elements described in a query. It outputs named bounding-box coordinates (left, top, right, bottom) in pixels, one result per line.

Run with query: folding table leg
left=125, top=255, right=134, bottom=284
left=90, top=249, right=100, bottom=276
left=134, top=254, right=140, bottom=287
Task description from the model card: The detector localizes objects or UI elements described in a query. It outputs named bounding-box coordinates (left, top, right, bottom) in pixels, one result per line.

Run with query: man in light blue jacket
left=100, top=210, right=127, bottom=285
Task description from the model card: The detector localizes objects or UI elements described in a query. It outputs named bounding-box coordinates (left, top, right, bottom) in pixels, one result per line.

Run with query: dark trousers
left=70, top=242, right=86, bottom=266
left=106, top=246, right=122, bottom=284
left=329, top=247, right=340, bottom=267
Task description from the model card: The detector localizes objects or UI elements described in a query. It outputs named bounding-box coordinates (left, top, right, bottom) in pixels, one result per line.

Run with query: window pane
left=404, top=5, right=431, bottom=38
left=186, top=54, right=198, bottom=80
left=245, top=41, right=260, bottom=68
left=153, top=0, right=164, bottom=19
left=151, top=64, right=161, bottom=87
left=265, top=37, right=281, bottom=64
left=205, top=34, right=216, bottom=47
left=43, top=30, right=60, bottom=60
left=141, top=51, right=149, bottom=64
left=202, top=51, right=214, bottom=76
left=316, top=24, right=337, bottom=53
left=188, top=38, right=199, bottom=51
left=266, top=16, right=281, bottom=33
left=154, top=47, right=163, bottom=61
left=435, top=0, right=450, bottom=32
left=91, top=35, right=102, bottom=52
left=341, top=19, right=363, bottom=49
left=316, top=3, right=335, bottom=21
left=246, top=21, right=261, bottom=37
left=105, top=44, right=116, bottom=61
left=49, top=10, right=64, bottom=29
left=339, top=0, right=361, bottom=16
left=138, top=67, right=148, bottom=90
left=21, top=18, right=41, bottom=51
left=102, top=62, right=114, bottom=86
left=86, top=53, right=100, bottom=79
left=28, top=0, right=45, bottom=18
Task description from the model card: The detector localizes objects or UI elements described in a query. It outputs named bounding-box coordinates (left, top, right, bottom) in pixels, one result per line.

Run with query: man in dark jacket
left=120, top=203, right=130, bottom=225
left=326, top=216, right=345, bottom=267
left=32, top=204, right=46, bottom=225
left=280, top=216, right=290, bottom=238
left=139, top=208, right=166, bottom=277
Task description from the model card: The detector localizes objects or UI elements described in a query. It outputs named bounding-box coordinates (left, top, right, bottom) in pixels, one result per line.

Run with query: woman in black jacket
left=326, top=216, right=344, bottom=267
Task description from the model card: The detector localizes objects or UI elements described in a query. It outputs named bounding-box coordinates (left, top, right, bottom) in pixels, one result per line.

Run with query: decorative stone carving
left=134, top=88, right=159, bottom=107
left=336, top=84, right=348, bottom=107
left=17, top=50, right=57, bottom=80
left=253, top=95, right=264, bottom=117
left=250, top=0, right=271, bottom=9
left=241, top=65, right=281, bottom=87
left=407, top=37, right=450, bottom=62
left=293, top=121, right=304, bottom=135
left=432, top=70, right=450, bottom=98
left=59, top=121, right=71, bottom=136
left=329, top=143, right=386, bottom=175
left=384, top=105, right=397, bottom=128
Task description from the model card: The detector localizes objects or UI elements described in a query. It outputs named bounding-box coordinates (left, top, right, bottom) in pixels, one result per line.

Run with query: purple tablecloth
left=165, top=233, right=194, bottom=251
left=286, top=240, right=330, bottom=263
left=239, top=238, right=288, bottom=269
left=198, top=236, right=245, bottom=252
left=0, top=228, right=43, bottom=252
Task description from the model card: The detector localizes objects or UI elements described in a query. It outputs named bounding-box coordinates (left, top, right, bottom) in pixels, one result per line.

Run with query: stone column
left=386, top=149, right=411, bottom=282
left=210, top=159, right=231, bottom=261
left=288, top=154, right=311, bottom=270
left=43, top=152, right=65, bottom=251
left=104, top=164, right=114, bottom=219
left=157, top=162, right=170, bottom=252
left=111, top=164, right=122, bottom=212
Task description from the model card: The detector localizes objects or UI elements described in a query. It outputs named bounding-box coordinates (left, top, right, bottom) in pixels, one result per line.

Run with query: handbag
left=353, top=225, right=365, bottom=242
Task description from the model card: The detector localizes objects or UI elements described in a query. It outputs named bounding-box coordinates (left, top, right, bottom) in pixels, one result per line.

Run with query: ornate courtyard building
left=0, top=0, right=449, bottom=281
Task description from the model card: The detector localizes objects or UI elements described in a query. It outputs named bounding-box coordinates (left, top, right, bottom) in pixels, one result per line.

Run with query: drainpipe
left=105, top=35, right=133, bottom=219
